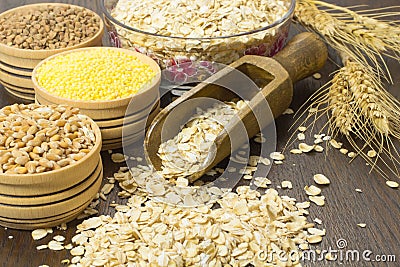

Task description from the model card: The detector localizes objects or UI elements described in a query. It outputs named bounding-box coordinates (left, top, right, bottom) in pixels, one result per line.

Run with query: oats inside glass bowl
left=102, top=0, right=295, bottom=69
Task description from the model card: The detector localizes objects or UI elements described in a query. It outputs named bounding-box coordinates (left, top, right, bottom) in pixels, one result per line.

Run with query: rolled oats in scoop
left=158, top=100, right=247, bottom=180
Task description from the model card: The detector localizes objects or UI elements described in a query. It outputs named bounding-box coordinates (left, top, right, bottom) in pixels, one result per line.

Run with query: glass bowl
left=101, top=0, right=295, bottom=78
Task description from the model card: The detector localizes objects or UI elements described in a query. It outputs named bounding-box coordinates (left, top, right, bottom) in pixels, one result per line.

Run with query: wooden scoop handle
left=187, top=33, right=328, bottom=181
left=144, top=32, right=328, bottom=183
left=273, top=32, right=328, bottom=83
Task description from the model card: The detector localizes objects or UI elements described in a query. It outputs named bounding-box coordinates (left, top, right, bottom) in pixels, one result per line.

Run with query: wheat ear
left=301, top=57, right=400, bottom=177
left=294, top=0, right=400, bottom=81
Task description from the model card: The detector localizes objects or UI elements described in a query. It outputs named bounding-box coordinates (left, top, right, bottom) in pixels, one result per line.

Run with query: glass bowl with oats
left=101, top=0, right=295, bottom=75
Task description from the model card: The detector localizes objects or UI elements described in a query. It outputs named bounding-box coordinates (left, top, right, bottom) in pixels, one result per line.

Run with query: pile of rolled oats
left=27, top=101, right=337, bottom=266
left=129, top=164, right=229, bottom=206
left=63, top=105, right=326, bottom=266
left=0, top=104, right=96, bottom=174
left=69, top=184, right=318, bottom=266
left=110, top=0, right=292, bottom=66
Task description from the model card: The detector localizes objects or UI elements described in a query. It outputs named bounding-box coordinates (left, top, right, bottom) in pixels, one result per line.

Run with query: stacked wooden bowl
left=0, top=3, right=104, bottom=102
left=0, top=118, right=102, bottom=230
left=33, top=47, right=162, bottom=150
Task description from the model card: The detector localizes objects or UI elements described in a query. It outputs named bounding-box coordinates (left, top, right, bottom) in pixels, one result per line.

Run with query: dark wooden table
left=0, top=0, right=399, bottom=266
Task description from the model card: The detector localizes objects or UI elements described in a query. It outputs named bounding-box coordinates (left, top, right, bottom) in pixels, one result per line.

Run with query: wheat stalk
left=300, top=57, right=400, bottom=177
left=294, top=0, right=400, bottom=81
left=293, top=0, right=400, bottom=178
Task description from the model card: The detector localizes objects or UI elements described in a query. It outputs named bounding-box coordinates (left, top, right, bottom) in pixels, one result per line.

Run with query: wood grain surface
left=0, top=0, right=399, bottom=266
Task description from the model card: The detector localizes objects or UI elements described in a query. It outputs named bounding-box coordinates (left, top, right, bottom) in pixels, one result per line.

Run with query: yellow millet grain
left=36, top=49, right=156, bottom=101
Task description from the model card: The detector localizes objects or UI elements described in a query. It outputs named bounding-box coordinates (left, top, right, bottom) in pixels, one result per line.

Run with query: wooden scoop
left=144, top=32, right=328, bottom=182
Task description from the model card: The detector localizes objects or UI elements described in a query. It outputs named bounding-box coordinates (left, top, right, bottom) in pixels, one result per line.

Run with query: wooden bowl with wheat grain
left=0, top=117, right=102, bottom=192
left=0, top=107, right=103, bottom=229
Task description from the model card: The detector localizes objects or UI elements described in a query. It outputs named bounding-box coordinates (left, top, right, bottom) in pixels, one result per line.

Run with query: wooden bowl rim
left=32, top=47, right=161, bottom=109
left=0, top=169, right=101, bottom=219
left=0, top=110, right=102, bottom=181
left=94, top=99, right=159, bottom=128
left=0, top=61, right=33, bottom=76
left=0, top=3, right=104, bottom=59
left=0, top=51, right=43, bottom=69
left=3, top=87, right=35, bottom=102
left=0, top=160, right=102, bottom=205
left=1, top=69, right=32, bottom=80
left=0, top=199, right=89, bottom=225
left=0, top=80, right=34, bottom=93
left=102, top=131, right=143, bottom=144
left=0, top=202, right=88, bottom=229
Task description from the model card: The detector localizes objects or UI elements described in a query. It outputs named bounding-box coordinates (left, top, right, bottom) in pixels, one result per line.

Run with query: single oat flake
left=70, top=246, right=85, bottom=256
left=111, top=153, right=126, bottom=163
left=386, top=181, right=399, bottom=189
left=329, top=139, right=342, bottom=149
left=325, top=253, right=334, bottom=261
left=283, top=108, right=294, bottom=115
left=281, top=180, right=293, bottom=189
left=367, top=150, right=377, bottom=158
left=299, top=143, right=314, bottom=153
left=31, top=229, right=48, bottom=240
left=296, top=201, right=310, bottom=209
left=297, top=133, right=306, bottom=141
left=314, top=145, right=324, bottom=152
left=298, top=126, right=307, bottom=132
left=309, top=195, right=325, bottom=206
left=313, top=73, right=322, bottom=79
left=308, top=228, right=326, bottom=236
left=348, top=152, right=356, bottom=158
left=270, top=152, right=285, bottom=161
left=313, top=174, right=330, bottom=185
left=304, top=185, right=322, bottom=196
left=48, top=240, right=64, bottom=251
left=53, top=235, right=65, bottom=242
left=36, top=245, right=48, bottom=250
left=307, top=235, right=323, bottom=244
left=314, top=218, right=323, bottom=225
left=290, top=149, right=303, bottom=154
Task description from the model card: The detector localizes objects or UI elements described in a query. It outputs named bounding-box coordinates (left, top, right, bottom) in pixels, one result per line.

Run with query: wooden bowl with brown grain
left=0, top=3, right=104, bottom=102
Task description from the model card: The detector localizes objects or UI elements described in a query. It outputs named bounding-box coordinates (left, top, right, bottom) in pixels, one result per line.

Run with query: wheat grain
left=327, top=70, right=357, bottom=136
